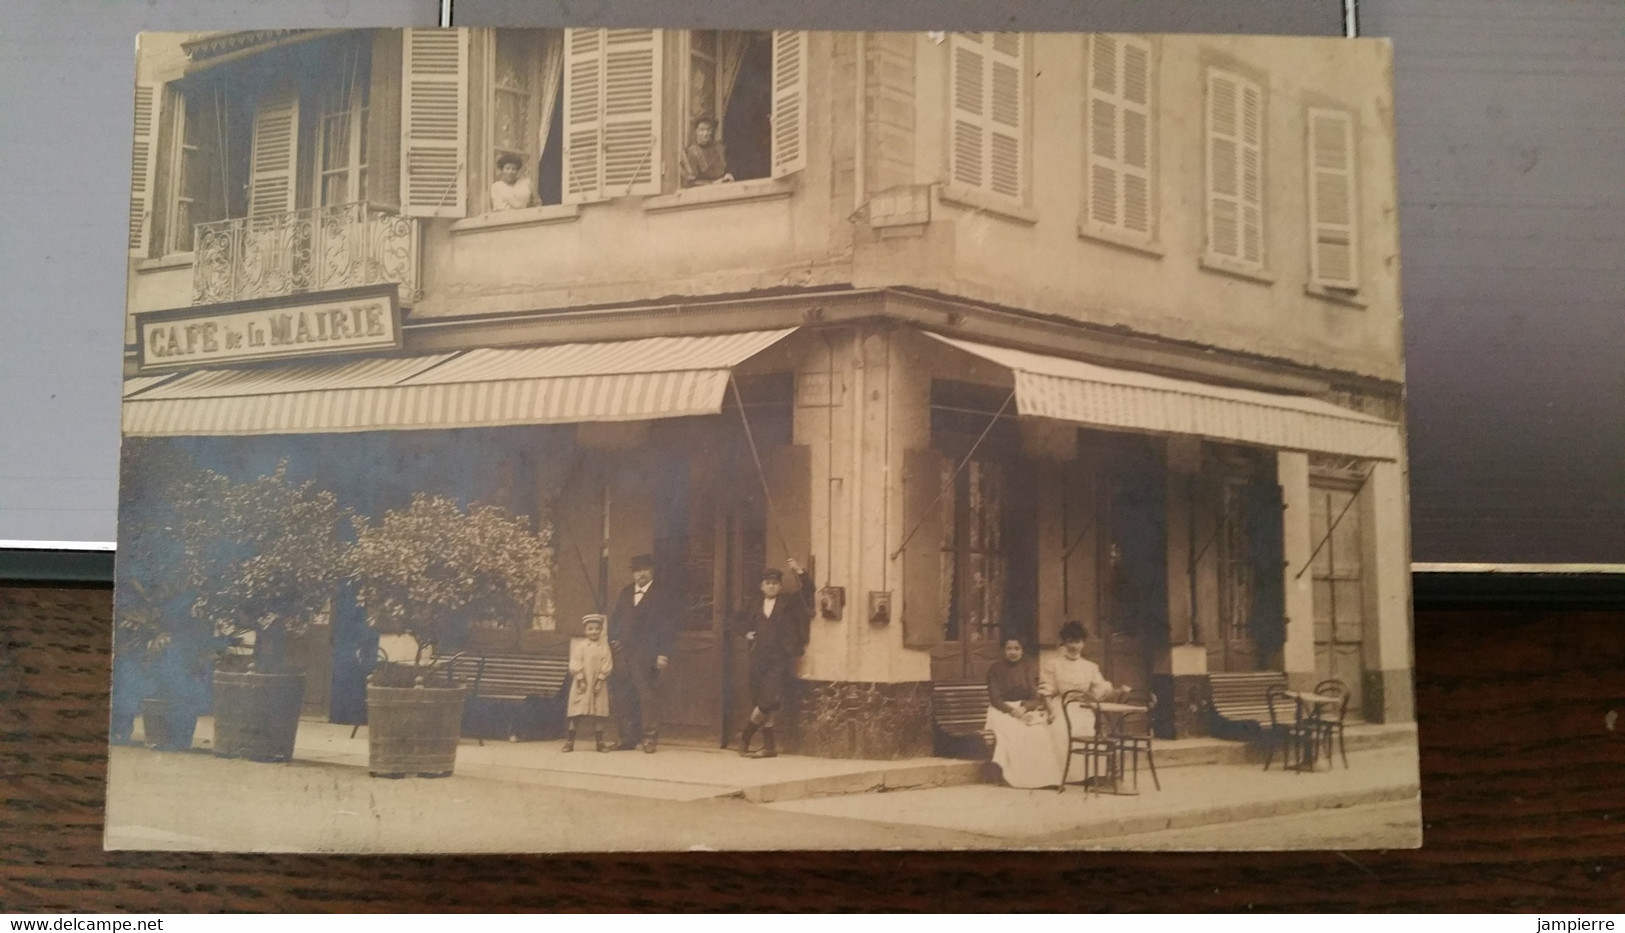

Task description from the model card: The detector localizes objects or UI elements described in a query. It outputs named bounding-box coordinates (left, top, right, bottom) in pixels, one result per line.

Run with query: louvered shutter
left=902, top=448, right=951, bottom=648
left=950, top=32, right=1024, bottom=200
left=400, top=28, right=468, bottom=218
left=1086, top=35, right=1153, bottom=236
left=1308, top=108, right=1358, bottom=288
left=770, top=30, right=808, bottom=178
left=987, top=33, right=1023, bottom=199
left=563, top=28, right=605, bottom=203
left=948, top=33, right=986, bottom=192
left=601, top=29, right=662, bottom=198
left=248, top=86, right=299, bottom=218
left=128, top=83, right=159, bottom=254
left=1207, top=69, right=1263, bottom=266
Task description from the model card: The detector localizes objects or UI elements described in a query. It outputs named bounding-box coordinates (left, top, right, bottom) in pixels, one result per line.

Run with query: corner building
left=123, top=29, right=1412, bottom=756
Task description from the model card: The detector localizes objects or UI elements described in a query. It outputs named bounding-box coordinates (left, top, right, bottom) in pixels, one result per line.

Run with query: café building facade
left=122, top=28, right=1412, bottom=757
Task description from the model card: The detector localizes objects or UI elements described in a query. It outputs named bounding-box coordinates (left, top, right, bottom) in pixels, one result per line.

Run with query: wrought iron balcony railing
left=191, top=202, right=418, bottom=306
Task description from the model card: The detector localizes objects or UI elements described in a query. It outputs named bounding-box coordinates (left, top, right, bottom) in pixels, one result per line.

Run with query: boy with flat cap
left=608, top=554, right=679, bottom=752
left=731, top=558, right=814, bottom=758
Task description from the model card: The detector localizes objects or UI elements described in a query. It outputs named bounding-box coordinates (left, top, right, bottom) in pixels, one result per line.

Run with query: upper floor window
left=1205, top=67, right=1265, bottom=273
left=1307, top=107, right=1359, bottom=291
left=482, top=29, right=564, bottom=211
left=549, top=28, right=806, bottom=206
left=316, top=56, right=372, bottom=207
left=1083, top=34, right=1155, bottom=244
left=948, top=32, right=1026, bottom=202
left=144, top=33, right=387, bottom=258
left=679, top=30, right=778, bottom=186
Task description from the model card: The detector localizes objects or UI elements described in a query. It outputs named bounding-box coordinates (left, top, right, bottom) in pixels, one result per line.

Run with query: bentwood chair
left=1262, top=683, right=1309, bottom=772
left=1059, top=691, right=1116, bottom=794
left=1311, top=679, right=1352, bottom=768
left=1110, top=689, right=1161, bottom=791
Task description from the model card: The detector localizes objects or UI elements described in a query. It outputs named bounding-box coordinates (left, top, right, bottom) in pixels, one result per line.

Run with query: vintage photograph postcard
left=108, top=27, right=1421, bottom=852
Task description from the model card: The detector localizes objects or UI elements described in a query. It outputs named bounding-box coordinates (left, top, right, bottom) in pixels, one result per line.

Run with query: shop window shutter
left=1244, top=476, right=1287, bottom=657
left=600, top=28, right=662, bottom=198
left=248, top=85, right=300, bottom=218
left=400, top=28, right=468, bottom=218
left=764, top=445, right=813, bottom=568
left=563, top=28, right=605, bottom=203
left=902, top=447, right=951, bottom=648
left=128, top=83, right=159, bottom=254
left=1308, top=108, right=1358, bottom=288
left=770, top=30, right=808, bottom=179
left=949, top=33, right=987, bottom=192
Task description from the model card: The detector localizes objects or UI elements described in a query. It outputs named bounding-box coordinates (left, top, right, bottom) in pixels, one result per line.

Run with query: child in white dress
left=563, top=614, right=613, bottom=752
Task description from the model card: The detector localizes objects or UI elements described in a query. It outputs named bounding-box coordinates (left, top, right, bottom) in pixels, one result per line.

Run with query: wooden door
left=1097, top=438, right=1165, bottom=693
left=1311, top=480, right=1366, bottom=717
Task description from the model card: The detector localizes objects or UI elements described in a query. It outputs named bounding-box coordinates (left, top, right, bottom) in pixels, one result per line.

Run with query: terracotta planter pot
left=212, top=670, right=305, bottom=762
left=365, top=669, right=467, bottom=778
left=140, top=697, right=199, bottom=751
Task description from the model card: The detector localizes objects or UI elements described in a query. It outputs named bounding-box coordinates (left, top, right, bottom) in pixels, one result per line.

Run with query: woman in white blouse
left=1040, top=620, right=1124, bottom=742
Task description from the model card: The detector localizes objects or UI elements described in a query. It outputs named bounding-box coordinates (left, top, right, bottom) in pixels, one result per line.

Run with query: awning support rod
left=889, top=389, right=1016, bottom=562
left=1294, top=465, right=1374, bottom=581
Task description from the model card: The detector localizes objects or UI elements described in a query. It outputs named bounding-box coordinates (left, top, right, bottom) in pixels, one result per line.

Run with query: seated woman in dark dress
left=984, top=637, right=1065, bottom=788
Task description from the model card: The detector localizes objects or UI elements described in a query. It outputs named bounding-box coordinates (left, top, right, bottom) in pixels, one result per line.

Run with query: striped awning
left=121, top=329, right=797, bottom=437
left=926, top=333, right=1403, bottom=461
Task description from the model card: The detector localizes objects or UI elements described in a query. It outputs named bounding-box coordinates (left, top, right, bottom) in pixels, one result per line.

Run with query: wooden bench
left=1205, top=671, right=1289, bottom=741
left=446, top=650, right=572, bottom=744
left=932, top=681, right=996, bottom=759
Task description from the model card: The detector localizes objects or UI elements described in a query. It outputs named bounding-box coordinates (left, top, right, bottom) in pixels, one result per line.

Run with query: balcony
left=192, top=202, right=419, bottom=306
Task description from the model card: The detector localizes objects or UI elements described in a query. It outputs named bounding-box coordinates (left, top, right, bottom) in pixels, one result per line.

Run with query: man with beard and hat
left=608, top=553, right=679, bottom=752
left=731, top=558, right=814, bottom=759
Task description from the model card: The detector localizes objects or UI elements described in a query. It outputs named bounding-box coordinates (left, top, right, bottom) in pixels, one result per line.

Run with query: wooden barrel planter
left=140, top=697, right=199, bottom=751
left=365, top=664, right=467, bottom=778
left=212, top=670, right=305, bottom=762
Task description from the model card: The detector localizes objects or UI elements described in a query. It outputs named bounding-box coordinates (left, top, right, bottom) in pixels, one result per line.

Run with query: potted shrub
left=347, top=494, right=546, bottom=777
left=180, top=463, right=348, bottom=762
left=112, top=440, right=216, bottom=751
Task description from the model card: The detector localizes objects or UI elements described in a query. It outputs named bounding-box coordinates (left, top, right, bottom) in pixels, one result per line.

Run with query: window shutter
left=902, top=447, right=951, bottom=649
left=1207, top=69, right=1263, bottom=266
left=1086, top=35, right=1153, bottom=237
left=987, top=33, right=1023, bottom=200
left=400, top=28, right=468, bottom=218
left=948, top=33, right=986, bottom=192
left=950, top=32, right=1024, bottom=200
left=563, top=28, right=605, bottom=203
left=770, top=30, right=808, bottom=179
left=1308, top=108, right=1358, bottom=288
left=248, top=85, right=299, bottom=218
left=128, top=82, right=159, bottom=254
left=1240, top=81, right=1263, bottom=264
left=1244, top=476, right=1286, bottom=658
left=601, top=29, right=662, bottom=198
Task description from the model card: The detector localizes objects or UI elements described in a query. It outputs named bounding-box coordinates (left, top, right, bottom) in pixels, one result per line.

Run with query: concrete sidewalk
left=169, top=716, right=1418, bottom=831
left=765, top=744, right=1422, bottom=848
left=177, top=717, right=985, bottom=803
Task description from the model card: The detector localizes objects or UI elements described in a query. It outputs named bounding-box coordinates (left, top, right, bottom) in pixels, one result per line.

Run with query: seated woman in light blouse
left=1039, top=620, right=1124, bottom=739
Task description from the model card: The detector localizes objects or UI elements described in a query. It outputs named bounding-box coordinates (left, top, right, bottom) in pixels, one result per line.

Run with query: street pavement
left=104, top=716, right=1421, bottom=852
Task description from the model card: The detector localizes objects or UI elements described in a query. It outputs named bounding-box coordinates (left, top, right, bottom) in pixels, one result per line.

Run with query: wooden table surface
left=3, top=585, right=1622, bottom=912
